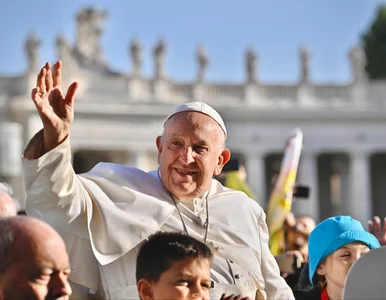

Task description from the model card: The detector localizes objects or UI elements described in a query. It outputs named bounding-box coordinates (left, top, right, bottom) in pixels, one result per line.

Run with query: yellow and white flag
left=266, top=128, right=303, bottom=256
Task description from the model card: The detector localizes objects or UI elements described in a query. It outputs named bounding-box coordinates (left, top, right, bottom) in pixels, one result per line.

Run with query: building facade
left=1, top=8, right=386, bottom=223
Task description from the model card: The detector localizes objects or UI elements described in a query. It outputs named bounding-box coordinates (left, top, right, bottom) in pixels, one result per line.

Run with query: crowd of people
left=0, top=60, right=385, bottom=300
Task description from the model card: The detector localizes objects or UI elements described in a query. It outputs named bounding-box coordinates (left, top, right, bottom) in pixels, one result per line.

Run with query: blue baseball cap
left=308, top=216, right=380, bottom=284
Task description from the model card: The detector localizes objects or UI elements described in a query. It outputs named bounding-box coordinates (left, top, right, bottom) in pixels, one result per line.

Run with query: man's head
left=136, top=232, right=213, bottom=300
left=293, top=215, right=316, bottom=248
left=0, top=183, right=18, bottom=217
left=286, top=215, right=316, bottom=250
left=157, top=102, right=231, bottom=199
left=0, top=216, right=72, bottom=300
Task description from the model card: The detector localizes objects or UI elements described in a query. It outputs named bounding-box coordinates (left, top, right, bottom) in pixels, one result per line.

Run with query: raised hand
left=368, top=216, right=386, bottom=246
left=220, top=293, right=250, bottom=300
left=31, top=61, right=78, bottom=154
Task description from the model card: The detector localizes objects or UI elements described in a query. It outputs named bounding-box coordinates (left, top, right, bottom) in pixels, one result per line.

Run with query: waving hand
left=31, top=61, right=78, bottom=153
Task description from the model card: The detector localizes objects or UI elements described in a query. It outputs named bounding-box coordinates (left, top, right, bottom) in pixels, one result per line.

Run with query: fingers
left=31, top=87, right=45, bottom=114
left=36, top=67, right=47, bottom=93
left=31, top=87, right=42, bottom=107
left=374, top=216, right=381, bottom=237
left=383, top=217, right=386, bottom=235
left=53, top=61, right=62, bottom=88
left=45, top=62, right=53, bottom=92
left=220, top=294, right=248, bottom=300
left=368, top=220, right=374, bottom=234
left=291, top=250, right=304, bottom=263
left=64, top=82, right=79, bottom=106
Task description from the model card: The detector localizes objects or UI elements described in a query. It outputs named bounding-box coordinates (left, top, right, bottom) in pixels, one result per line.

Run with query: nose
left=49, top=273, right=72, bottom=299
left=179, top=147, right=195, bottom=165
left=191, top=283, right=207, bottom=300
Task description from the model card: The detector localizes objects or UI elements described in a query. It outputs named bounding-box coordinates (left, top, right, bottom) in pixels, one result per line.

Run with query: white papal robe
left=22, top=131, right=294, bottom=300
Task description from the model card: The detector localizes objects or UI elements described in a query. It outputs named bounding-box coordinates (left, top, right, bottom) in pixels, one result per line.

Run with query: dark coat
left=293, top=287, right=322, bottom=300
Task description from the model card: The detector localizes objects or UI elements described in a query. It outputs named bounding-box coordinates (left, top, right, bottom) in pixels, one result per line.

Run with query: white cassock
left=22, top=131, right=294, bottom=300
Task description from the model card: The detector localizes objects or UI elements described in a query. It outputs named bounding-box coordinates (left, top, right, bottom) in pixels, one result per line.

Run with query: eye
left=32, top=274, right=50, bottom=283
left=177, top=279, right=190, bottom=285
left=201, top=282, right=211, bottom=289
left=340, top=253, right=350, bottom=258
left=170, top=140, right=183, bottom=149
left=193, top=145, right=208, bottom=153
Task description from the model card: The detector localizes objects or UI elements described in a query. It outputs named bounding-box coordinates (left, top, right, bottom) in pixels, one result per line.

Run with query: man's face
left=293, top=216, right=316, bottom=247
left=144, top=257, right=212, bottom=300
left=287, top=216, right=316, bottom=250
left=0, top=234, right=72, bottom=300
left=157, top=112, right=230, bottom=199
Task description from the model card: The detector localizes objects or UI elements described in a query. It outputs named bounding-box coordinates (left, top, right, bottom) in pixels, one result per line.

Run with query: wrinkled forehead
left=164, top=112, right=225, bottom=140
left=164, top=103, right=227, bottom=139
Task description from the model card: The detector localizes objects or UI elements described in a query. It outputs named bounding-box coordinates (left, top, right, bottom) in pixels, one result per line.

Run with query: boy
left=136, top=232, right=213, bottom=300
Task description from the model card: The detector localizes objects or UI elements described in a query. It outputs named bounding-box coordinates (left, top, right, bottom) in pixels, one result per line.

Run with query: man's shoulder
left=82, top=163, right=161, bottom=189
left=88, top=162, right=146, bottom=177
left=211, top=179, right=263, bottom=212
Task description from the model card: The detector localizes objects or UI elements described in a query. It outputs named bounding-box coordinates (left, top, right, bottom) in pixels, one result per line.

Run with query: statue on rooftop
left=25, top=32, right=40, bottom=73
left=153, top=38, right=166, bottom=79
left=130, top=37, right=142, bottom=77
left=299, top=46, right=311, bottom=83
left=246, top=47, right=257, bottom=83
left=196, top=46, right=209, bottom=82
left=349, top=47, right=366, bottom=83
left=75, top=7, right=107, bottom=65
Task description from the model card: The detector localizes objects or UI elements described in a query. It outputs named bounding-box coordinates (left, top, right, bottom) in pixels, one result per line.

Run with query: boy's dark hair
left=136, top=232, right=213, bottom=283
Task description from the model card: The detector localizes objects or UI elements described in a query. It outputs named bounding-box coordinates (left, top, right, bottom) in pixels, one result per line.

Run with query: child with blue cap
left=294, top=215, right=380, bottom=300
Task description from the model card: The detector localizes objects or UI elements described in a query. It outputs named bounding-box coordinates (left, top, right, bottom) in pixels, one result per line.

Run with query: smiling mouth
left=175, top=168, right=197, bottom=175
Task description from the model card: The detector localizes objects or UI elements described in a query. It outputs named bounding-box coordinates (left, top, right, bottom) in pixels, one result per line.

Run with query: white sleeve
left=22, top=131, right=89, bottom=237
left=258, top=210, right=295, bottom=299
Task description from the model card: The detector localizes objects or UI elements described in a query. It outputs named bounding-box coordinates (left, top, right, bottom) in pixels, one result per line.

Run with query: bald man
left=0, top=216, right=72, bottom=300
left=0, top=183, right=17, bottom=217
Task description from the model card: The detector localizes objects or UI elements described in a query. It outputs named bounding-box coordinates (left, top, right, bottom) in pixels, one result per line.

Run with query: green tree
left=362, top=6, right=386, bottom=79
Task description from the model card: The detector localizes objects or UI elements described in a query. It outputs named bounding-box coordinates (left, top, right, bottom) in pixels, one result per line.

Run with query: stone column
left=193, top=83, right=205, bottom=102
left=0, top=122, right=22, bottom=177
left=244, top=151, right=266, bottom=207
left=293, top=152, right=319, bottom=221
left=348, top=47, right=368, bottom=106
left=348, top=151, right=371, bottom=224
left=0, top=122, right=24, bottom=206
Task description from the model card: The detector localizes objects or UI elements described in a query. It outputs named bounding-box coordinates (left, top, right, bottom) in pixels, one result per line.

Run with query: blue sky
left=0, top=0, right=385, bottom=83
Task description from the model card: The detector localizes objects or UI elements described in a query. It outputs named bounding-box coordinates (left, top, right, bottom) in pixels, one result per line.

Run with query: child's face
left=317, top=242, right=370, bottom=290
left=141, top=257, right=212, bottom=300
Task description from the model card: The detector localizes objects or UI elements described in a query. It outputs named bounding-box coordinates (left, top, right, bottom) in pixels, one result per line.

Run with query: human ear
left=137, top=279, right=154, bottom=300
left=156, top=136, right=163, bottom=152
left=214, top=148, right=231, bottom=176
left=316, top=265, right=325, bottom=276
left=156, top=136, right=163, bottom=163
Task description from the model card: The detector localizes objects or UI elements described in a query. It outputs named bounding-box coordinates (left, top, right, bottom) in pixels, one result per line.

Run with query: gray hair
left=0, top=182, right=21, bottom=211
left=0, top=220, right=15, bottom=273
